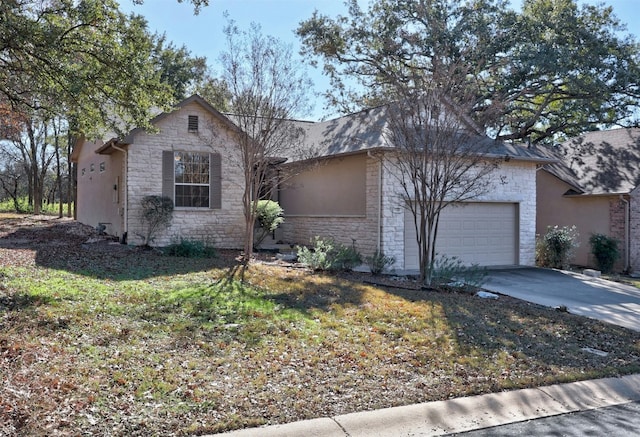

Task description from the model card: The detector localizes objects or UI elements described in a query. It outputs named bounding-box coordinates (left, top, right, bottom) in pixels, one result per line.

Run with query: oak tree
left=297, top=0, right=640, bottom=144
left=1, top=0, right=173, bottom=137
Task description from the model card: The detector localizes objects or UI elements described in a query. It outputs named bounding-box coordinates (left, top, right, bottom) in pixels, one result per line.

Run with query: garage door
left=404, top=202, right=518, bottom=269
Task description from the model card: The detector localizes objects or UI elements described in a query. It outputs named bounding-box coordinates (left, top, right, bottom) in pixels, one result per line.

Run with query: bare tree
left=219, top=20, right=312, bottom=261
left=0, top=109, right=67, bottom=215
left=0, top=160, right=25, bottom=212
left=385, top=78, right=498, bottom=285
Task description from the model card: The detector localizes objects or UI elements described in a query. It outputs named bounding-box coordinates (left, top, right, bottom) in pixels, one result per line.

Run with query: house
left=536, top=128, right=640, bottom=272
left=73, top=95, right=552, bottom=271
left=278, top=105, right=553, bottom=271
left=71, top=95, right=247, bottom=248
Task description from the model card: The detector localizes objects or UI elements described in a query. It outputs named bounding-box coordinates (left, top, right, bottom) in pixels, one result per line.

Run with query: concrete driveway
left=483, top=268, right=640, bottom=332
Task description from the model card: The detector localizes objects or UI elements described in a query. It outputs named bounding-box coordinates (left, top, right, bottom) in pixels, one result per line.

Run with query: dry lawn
left=1, top=215, right=640, bottom=436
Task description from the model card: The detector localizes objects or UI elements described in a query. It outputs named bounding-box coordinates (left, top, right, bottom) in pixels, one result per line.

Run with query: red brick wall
left=630, top=191, right=640, bottom=273
left=609, top=197, right=628, bottom=272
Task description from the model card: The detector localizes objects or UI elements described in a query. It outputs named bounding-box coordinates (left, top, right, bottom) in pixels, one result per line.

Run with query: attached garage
left=404, top=202, right=519, bottom=269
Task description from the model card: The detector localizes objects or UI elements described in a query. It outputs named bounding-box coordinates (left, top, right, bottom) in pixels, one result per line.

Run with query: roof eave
left=481, top=153, right=558, bottom=164
left=95, top=138, right=130, bottom=155
left=562, top=191, right=631, bottom=198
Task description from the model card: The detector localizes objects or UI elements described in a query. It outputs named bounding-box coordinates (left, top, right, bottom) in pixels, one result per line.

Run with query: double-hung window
left=163, top=151, right=222, bottom=209
left=174, top=152, right=210, bottom=207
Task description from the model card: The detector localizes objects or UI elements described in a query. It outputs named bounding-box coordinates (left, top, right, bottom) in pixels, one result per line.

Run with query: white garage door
left=404, top=202, right=518, bottom=269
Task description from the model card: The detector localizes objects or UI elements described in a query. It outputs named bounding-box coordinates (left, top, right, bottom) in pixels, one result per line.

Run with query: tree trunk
left=67, top=130, right=74, bottom=218
left=55, top=121, right=63, bottom=218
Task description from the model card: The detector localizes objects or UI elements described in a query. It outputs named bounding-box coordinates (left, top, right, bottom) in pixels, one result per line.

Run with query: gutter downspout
left=620, top=194, right=630, bottom=272
left=112, top=144, right=128, bottom=242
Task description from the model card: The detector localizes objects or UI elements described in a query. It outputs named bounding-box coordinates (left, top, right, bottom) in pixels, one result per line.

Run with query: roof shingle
left=542, top=128, right=640, bottom=195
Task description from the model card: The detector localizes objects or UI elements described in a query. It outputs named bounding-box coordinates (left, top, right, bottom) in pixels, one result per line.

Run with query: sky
left=119, top=0, right=640, bottom=120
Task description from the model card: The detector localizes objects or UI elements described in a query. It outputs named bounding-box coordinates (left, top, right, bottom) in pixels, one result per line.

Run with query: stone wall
left=126, top=101, right=246, bottom=248
left=381, top=158, right=539, bottom=270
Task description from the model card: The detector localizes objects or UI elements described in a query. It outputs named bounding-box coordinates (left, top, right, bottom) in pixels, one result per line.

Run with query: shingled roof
left=542, top=128, right=640, bottom=195
left=290, top=104, right=553, bottom=163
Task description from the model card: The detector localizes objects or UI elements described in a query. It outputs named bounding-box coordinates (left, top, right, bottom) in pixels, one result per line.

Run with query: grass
left=0, top=198, right=67, bottom=215
left=2, top=218, right=640, bottom=436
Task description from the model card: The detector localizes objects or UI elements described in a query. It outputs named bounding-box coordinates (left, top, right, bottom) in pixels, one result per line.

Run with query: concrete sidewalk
left=210, top=374, right=640, bottom=437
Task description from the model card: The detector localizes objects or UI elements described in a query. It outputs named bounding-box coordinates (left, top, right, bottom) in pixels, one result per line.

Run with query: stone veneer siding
left=125, top=101, right=246, bottom=248
left=380, top=158, right=539, bottom=271
left=281, top=155, right=381, bottom=256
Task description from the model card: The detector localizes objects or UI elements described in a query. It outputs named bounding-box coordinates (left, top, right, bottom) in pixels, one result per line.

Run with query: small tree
left=219, top=20, right=312, bottom=261
left=253, top=199, right=284, bottom=249
left=589, top=233, right=620, bottom=273
left=385, top=67, right=497, bottom=286
left=139, top=195, right=174, bottom=246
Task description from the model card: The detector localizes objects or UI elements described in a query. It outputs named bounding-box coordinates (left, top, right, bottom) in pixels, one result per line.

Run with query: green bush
left=536, top=225, right=579, bottom=269
left=589, top=233, right=620, bottom=273
left=365, top=250, right=395, bottom=275
left=431, top=254, right=487, bottom=291
left=253, top=200, right=284, bottom=248
left=297, top=237, right=362, bottom=271
left=164, top=238, right=217, bottom=258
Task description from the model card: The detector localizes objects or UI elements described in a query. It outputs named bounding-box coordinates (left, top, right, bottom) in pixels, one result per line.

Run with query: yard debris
left=581, top=347, right=609, bottom=357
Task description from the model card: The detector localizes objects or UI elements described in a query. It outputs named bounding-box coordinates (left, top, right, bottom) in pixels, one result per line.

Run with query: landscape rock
left=476, top=291, right=499, bottom=299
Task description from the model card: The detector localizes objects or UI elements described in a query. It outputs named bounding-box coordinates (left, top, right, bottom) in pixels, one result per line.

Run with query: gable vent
left=188, top=115, right=199, bottom=132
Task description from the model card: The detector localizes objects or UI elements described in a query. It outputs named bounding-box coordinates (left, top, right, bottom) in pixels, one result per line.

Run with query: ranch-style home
left=72, top=94, right=553, bottom=271
left=537, top=128, right=640, bottom=273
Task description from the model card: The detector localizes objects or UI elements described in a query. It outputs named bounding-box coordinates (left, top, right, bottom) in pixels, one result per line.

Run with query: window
left=99, top=162, right=106, bottom=172
left=174, top=152, right=210, bottom=207
left=188, top=115, right=199, bottom=132
left=162, top=150, right=221, bottom=209
left=90, top=163, right=95, bottom=172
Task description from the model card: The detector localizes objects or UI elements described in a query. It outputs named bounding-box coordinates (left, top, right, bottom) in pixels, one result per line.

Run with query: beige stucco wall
left=75, top=140, right=125, bottom=237
left=279, top=154, right=366, bottom=216
left=125, top=101, right=246, bottom=248
left=536, top=169, right=615, bottom=268
left=280, top=153, right=380, bottom=256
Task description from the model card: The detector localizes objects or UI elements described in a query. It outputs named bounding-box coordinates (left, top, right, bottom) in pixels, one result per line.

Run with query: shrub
left=536, top=225, right=579, bottom=269
left=139, top=195, right=174, bottom=246
left=332, top=240, right=363, bottom=271
left=365, top=250, right=396, bottom=275
left=589, top=233, right=620, bottom=273
left=297, top=237, right=333, bottom=271
left=297, top=237, right=362, bottom=271
left=164, top=238, right=217, bottom=258
left=431, top=254, right=487, bottom=291
left=253, top=200, right=284, bottom=249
